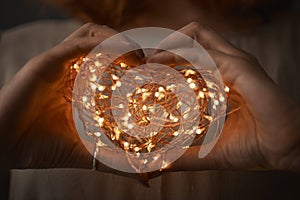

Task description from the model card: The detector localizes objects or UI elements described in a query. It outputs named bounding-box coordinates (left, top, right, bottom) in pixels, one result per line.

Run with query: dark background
left=1, top=0, right=300, bottom=31
left=0, top=0, right=68, bottom=30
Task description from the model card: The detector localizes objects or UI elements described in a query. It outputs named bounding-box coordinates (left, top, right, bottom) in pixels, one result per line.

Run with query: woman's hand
left=147, top=22, right=300, bottom=172
left=0, top=23, right=151, bottom=184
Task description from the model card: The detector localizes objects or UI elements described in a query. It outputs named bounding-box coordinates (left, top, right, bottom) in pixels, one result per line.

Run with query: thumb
left=24, top=36, right=107, bottom=83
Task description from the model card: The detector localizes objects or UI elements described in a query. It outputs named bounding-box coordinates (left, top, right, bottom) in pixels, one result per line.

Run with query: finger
left=27, top=36, right=108, bottom=82
left=63, top=23, right=118, bottom=41
left=98, top=35, right=145, bottom=66
left=146, top=47, right=218, bottom=72
left=147, top=48, right=264, bottom=88
left=206, top=49, right=244, bottom=86
left=92, top=32, right=145, bottom=66
left=146, top=47, right=275, bottom=118
left=151, top=22, right=247, bottom=58
left=30, top=36, right=144, bottom=82
left=179, top=22, right=245, bottom=56
left=63, top=23, right=145, bottom=65
left=116, top=50, right=145, bottom=66
left=206, top=49, right=286, bottom=120
left=206, top=49, right=273, bottom=87
left=146, top=50, right=189, bottom=66
left=51, top=36, right=109, bottom=63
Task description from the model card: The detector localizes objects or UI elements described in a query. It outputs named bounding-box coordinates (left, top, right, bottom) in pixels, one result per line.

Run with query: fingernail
left=135, top=49, right=145, bottom=59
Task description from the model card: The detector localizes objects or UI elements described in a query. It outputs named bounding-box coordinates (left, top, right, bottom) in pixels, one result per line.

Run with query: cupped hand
left=147, top=22, right=300, bottom=172
left=0, top=23, right=151, bottom=185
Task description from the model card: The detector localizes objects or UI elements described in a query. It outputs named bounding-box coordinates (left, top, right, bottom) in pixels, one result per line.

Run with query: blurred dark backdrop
left=0, top=0, right=300, bottom=31
left=0, top=0, right=69, bottom=30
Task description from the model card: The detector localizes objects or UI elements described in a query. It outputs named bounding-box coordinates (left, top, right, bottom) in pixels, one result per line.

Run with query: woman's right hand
left=0, top=22, right=151, bottom=185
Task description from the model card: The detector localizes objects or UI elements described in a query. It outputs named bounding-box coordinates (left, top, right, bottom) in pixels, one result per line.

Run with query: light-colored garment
left=1, top=17, right=300, bottom=200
